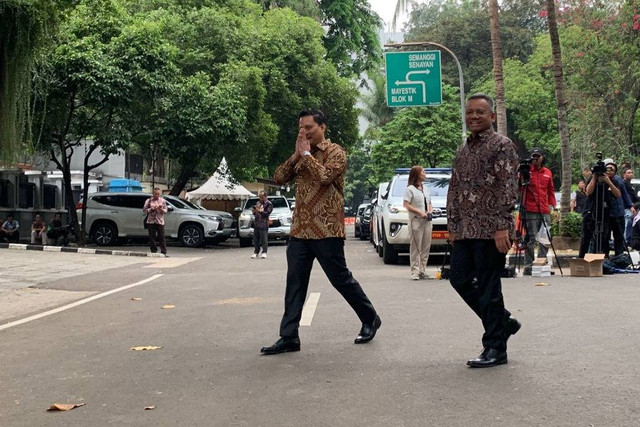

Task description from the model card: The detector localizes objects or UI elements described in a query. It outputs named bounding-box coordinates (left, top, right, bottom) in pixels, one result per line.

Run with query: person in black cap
left=521, top=147, right=556, bottom=275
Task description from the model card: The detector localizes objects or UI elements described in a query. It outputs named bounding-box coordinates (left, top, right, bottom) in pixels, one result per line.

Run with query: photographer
left=621, top=167, right=638, bottom=245
left=578, top=161, right=621, bottom=258
left=603, top=160, right=632, bottom=256
left=521, top=148, right=556, bottom=275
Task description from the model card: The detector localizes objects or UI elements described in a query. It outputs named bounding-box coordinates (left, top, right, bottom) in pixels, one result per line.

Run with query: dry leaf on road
left=534, top=282, right=549, bottom=286
left=47, top=403, right=86, bottom=411
left=130, top=346, right=163, bottom=351
left=131, top=297, right=142, bottom=301
left=144, top=406, right=157, bottom=410
left=161, top=304, right=175, bottom=309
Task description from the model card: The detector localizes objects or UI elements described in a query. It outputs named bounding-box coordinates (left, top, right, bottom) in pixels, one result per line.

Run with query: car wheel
left=359, top=234, right=367, bottom=241
left=92, top=222, right=118, bottom=246
left=180, top=224, right=204, bottom=247
left=239, top=237, right=252, bottom=247
left=355, top=225, right=360, bottom=238
left=382, top=233, right=399, bottom=264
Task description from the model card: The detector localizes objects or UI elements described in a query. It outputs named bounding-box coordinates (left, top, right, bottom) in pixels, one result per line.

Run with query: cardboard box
left=569, top=254, right=605, bottom=277
left=532, top=258, right=548, bottom=266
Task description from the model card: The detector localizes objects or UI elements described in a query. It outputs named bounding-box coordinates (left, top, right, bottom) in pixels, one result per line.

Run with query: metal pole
left=384, top=41, right=467, bottom=144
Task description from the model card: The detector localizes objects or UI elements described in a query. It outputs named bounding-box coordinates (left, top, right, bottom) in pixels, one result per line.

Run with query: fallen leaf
left=130, top=346, right=163, bottom=351
left=144, top=405, right=157, bottom=410
left=534, top=282, right=549, bottom=286
left=131, top=297, right=142, bottom=301
left=47, top=403, right=86, bottom=411
left=161, top=304, right=175, bottom=309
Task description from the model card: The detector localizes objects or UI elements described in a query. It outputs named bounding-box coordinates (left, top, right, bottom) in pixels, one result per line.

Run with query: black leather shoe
left=467, top=348, right=508, bottom=368
left=506, top=318, right=521, bottom=343
left=260, top=337, right=300, bottom=355
left=354, top=315, right=382, bottom=344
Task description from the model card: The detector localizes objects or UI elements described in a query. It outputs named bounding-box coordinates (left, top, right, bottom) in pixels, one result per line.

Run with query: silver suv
left=81, top=192, right=235, bottom=247
left=373, top=169, right=451, bottom=264
left=236, top=196, right=292, bottom=247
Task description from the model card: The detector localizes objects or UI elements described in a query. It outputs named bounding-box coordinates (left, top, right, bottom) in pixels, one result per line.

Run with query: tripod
left=514, top=178, right=564, bottom=277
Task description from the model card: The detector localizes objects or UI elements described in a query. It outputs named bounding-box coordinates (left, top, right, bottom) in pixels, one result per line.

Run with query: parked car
left=371, top=182, right=389, bottom=257
left=360, top=204, right=372, bottom=241
left=164, top=196, right=236, bottom=244
left=235, top=196, right=293, bottom=247
left=372, top=168, right=451, bottom=264
left=79, top=192, right=235, bottom=247
left=354, top=203, right=369, bottom=238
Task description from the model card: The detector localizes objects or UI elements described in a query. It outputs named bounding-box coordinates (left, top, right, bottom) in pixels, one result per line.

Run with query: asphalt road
left=1, top=230, right=639, bottom=426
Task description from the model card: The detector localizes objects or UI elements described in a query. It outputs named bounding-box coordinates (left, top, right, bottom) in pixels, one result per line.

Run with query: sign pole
left=385, top=42, right=467, bottom=145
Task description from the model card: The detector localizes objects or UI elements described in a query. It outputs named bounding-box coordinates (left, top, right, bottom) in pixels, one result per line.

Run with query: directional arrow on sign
left=394, top=70, right=432, bottom=103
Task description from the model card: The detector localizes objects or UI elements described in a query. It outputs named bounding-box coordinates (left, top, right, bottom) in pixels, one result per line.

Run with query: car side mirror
left=234, top=207, right=242, bottom=213
left=167, top=206, right=174, bottom=212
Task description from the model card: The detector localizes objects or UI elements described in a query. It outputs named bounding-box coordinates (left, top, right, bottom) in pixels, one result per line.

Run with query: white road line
left=0, top=274, right=163, bottom=332
left=300, top=292, right=321, bottom=326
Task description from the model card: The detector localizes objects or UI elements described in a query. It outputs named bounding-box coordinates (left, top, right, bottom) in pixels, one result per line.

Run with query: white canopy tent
left=185, top=158, right=254, bottom=203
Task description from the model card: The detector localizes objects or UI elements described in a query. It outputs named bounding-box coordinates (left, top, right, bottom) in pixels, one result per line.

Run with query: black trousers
left=449, top=239, right=511, bottom=352
left=148, top=224, right=167, bottom=254
left=279, top=237, right=377, bottom=338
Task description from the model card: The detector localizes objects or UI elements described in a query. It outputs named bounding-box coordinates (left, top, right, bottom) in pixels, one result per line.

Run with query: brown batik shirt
left=274, top=140, right=346, bottom=239
left=447, top=129, right=519, bottom=240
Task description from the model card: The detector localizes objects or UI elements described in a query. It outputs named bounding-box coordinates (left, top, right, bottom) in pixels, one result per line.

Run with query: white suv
left=373, top=169, right=451, bottom=264
left=80, top=192, right=235, bottom=247
left=236, top=196, right=293, bottom=247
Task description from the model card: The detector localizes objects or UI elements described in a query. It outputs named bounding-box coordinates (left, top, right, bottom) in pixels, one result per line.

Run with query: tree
left=128, top=2, right=360, bottom=193
left=545, top=0, right=572, bottom=215
left=371, top=85, right=461, bottom=183
left=35, top=0, right=176, bottom=245
left=489, top=0, right=508, bottom=135
left=0, top=0, right=69, bottom=159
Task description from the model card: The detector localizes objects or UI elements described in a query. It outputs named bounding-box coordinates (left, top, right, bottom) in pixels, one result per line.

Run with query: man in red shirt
left=522, top=148, right=556, bottom=275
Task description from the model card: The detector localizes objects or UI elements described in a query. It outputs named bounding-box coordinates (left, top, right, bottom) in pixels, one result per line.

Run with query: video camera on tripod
left=591, top=152, right=606, bottom=176
left=518, top=158, right=532, bottom=185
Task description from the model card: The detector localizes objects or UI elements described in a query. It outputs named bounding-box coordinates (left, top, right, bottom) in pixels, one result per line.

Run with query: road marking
left=300, top=292, right=321, bottom=326
left=0, top=274, right=163, bottom=332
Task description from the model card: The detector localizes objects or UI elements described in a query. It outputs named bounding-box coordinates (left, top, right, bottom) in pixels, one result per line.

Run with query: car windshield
left=165, top=196, right=189, bottom=209
left=390, top=176, right=450, bottom=198
left=245, top=197, right=289, bottom=209
left=179, top=198, right=201, bottom=209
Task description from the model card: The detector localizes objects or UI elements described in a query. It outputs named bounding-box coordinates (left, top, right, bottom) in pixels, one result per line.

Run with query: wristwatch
left=302, top=150, right=311, bottom=156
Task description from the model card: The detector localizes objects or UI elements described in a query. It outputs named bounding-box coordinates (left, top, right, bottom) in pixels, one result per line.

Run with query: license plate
left=432, top=231, right=449, bottom=240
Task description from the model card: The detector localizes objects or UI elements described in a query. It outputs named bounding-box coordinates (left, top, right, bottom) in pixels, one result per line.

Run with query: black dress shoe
left=354, top=315, right=382, bottom=344
left=467, top=348, right=508, bottom=368
left=506, top=318, right=521, bottom=343
left=260, top=337, right=301, bottom=355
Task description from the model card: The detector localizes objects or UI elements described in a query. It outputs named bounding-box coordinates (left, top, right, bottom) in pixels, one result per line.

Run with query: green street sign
left=384, top=50, right=442, bottom=107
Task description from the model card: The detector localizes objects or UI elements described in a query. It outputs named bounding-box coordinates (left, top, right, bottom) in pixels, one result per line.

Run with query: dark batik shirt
left=447, top=129, right=519, bottom=240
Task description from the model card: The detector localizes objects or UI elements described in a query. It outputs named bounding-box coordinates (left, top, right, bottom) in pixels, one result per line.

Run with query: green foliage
left=122, top=1, right=359, bottom=192
left=405, top=0, right=544, bottom=93
left=370, top=85, right=462, bottom=183
left=551, top=210, right=582, bottom=238
left=0, top=0, right=69, bottom=159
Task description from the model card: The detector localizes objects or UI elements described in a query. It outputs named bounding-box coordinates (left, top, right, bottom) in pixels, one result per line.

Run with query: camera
left=591, top=152, right=606, bottom=175
left=518, top=158, right=532, bottom=184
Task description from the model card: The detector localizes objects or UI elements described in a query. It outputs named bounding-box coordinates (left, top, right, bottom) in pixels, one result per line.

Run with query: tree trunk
left=169, top=165, right=194, bottom=196
left=489, top=0, right=507, bottom=135
left=546, top=0, right=572, bottom=216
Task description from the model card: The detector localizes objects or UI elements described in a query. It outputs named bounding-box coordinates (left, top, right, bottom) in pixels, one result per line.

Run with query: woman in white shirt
left=403, top=166, right=433, bottom=280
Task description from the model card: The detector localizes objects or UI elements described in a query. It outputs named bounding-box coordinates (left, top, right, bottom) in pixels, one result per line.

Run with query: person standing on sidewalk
left=403, top=166, right=433, bottom=280
left=522, top=147, right=556, bottom=275
left=143, top=188, right=168, bottom=257
left=261, top=109, right=380, bottom=355
left=251, top=191, right=273, bottom=259
left=447, top=94, right=521, bottom=368
left=621, top=167, right=638, bottom=245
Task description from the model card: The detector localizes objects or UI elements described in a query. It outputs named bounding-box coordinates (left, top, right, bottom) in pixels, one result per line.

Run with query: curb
left=0, top=242, right=164, bottom=258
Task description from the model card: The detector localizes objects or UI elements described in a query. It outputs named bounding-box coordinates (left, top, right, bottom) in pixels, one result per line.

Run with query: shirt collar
left=314, top=139, right=331, bottom=152
left=467, top=128, right=494, bottom=144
